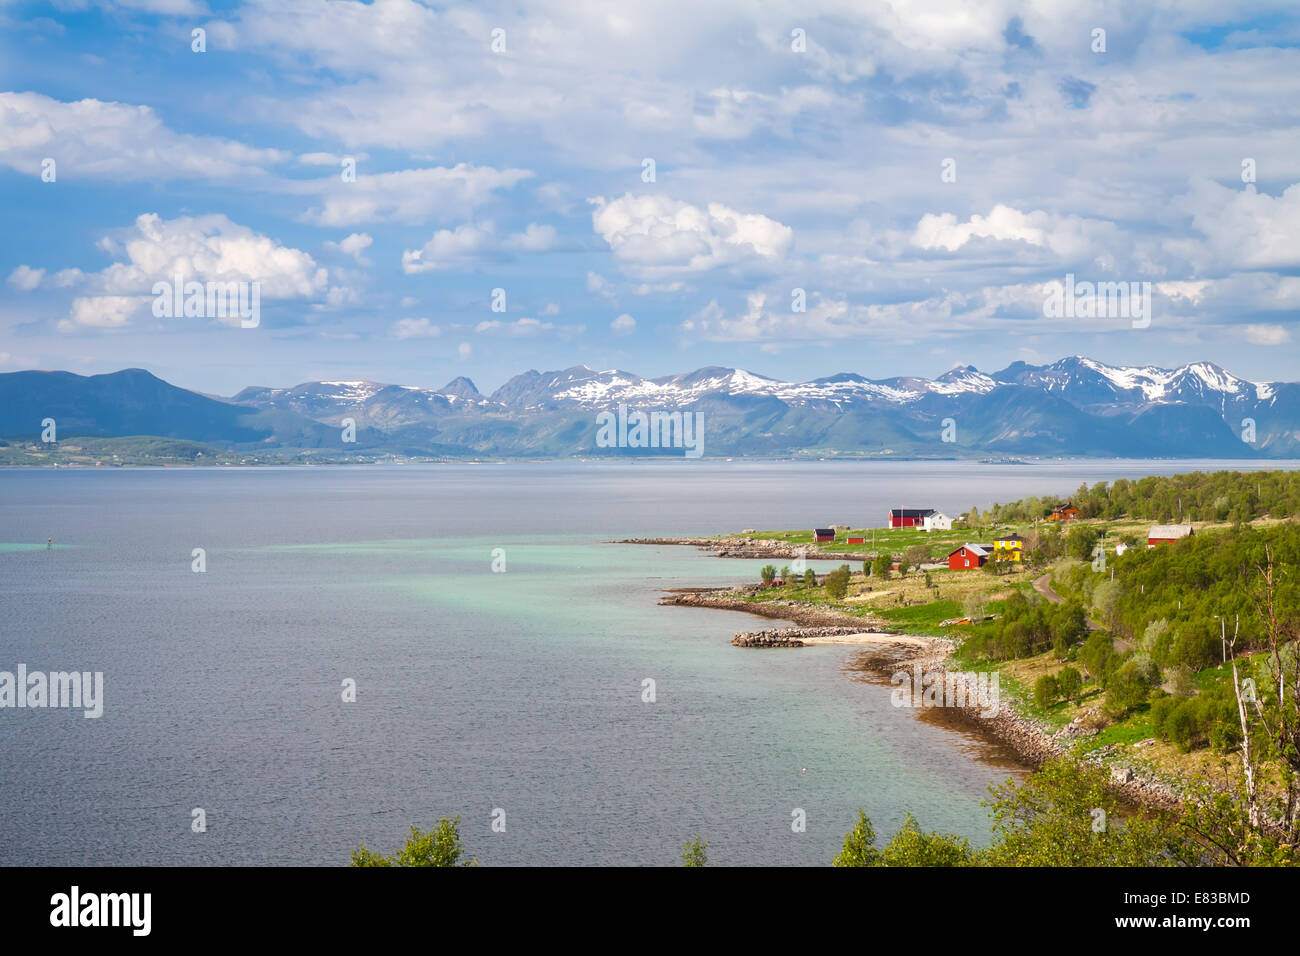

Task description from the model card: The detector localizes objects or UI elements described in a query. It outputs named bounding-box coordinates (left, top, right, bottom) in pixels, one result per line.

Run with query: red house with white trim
left=947, top=544, right=992, bottom=570
left=889, top=508, right=935, bottom=528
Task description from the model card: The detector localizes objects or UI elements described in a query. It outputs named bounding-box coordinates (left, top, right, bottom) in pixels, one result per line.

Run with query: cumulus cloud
left=326, top=233, right=373, bottom=264
left=51, top=213, right=332, bottom=330
left=0, top=92, right=286, bottom=181
left=1168, top=180, right=1300, bottom=273
left=300, top=164, right=532, bottom=227
left=61, top=296, right=141, bottom=332
left=910, top=204, right=1118, bottom=264
left=7, top=265, right=44, bottom=291
left=401, top=222, right=555, bottom=273
left=589, top=194, right=793, bottom=277
left=390, top=317, right=440, bottom=339
left=1243, top=324, right=1292, bottom=345
left=611, top=313, right=636, bottom=334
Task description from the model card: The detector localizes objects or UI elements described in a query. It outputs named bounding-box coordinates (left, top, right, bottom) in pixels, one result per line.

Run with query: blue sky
left=1, top=0, right=1298, bottom=396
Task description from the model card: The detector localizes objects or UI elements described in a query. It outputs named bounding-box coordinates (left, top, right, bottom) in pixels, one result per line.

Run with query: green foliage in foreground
left=681, top=836, right=708, bottom=867
left=351, top=816, right=477, bottom=867
left=834, top=756, right=1300, bottom=867
left=833, top=811, right=973, bottom=867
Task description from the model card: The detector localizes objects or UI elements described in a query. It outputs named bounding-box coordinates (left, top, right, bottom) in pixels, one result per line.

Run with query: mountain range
left=1, top=356, right=1296, bottom=460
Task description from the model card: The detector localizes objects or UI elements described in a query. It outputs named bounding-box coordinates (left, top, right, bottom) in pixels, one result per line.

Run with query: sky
left=1, top=0, right=1298, bottom=397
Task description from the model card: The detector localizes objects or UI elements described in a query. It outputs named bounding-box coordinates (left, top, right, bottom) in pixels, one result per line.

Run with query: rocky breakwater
left=619, top=536, right=866, bottom=561
left=731, top=625, right=867, bottom=648
left=659, top=589, right=886, bottom=629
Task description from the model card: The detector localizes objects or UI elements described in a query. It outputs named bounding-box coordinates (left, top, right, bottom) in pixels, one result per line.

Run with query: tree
left=983, top=758, right=1175, bottom=866
left=825, top=567, right=850, bottom=600
left=904, top=544, right=930, bottom=570
left=681, top=836, right=708, bottom=867
left=803, top=568, right=817, bottom=586
left=1081, top=631, right=1114, bottom=685
left=1104, top=658, right=1158, bottom=717
left=862, top=561, right=870, bottom=578
left=1034, top=673, right=1060, bottom=709
left=760, top=564, right=776, bottom=585
left=878, top=814, right=974, bottom=867
left=780, top=565, right=791, bottom=582
left=832, top=811, right=880, bottom=867
left=351, top=816, right=476, bottom=867
left=872, top=553, right=893, bottom=578
left=1057, top=666, right=1083, bottom=701
left=1066, top=525, right=1101, bottom=563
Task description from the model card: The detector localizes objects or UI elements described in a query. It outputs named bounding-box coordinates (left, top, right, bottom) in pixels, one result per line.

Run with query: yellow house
left=992, top=533, right=1025, bottom=562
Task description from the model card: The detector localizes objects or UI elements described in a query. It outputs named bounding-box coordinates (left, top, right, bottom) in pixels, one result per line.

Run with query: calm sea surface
left=1, top=459, right=1294, bottom=866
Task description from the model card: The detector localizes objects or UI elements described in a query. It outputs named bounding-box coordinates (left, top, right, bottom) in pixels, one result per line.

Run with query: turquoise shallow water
left=1, top=459, right=1293, bottom=865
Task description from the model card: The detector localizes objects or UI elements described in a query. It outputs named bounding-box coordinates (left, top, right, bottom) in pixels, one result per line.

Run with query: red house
left=888, top=508, right=935, bottom=528
left=847, top=536, right=865, bottom=544
left=1047, top=504, right=1080, bottom=522
left=947, top=544, right=991, bottom=570
left=814, top=528, right=836, bottom=542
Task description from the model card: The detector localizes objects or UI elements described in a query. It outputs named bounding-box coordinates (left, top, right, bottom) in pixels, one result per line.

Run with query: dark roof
left=889, top=508, right=936, bottom=518
left=996, top=533, right=1026, bottom=542
left=814, top=528, right=835, bottom=535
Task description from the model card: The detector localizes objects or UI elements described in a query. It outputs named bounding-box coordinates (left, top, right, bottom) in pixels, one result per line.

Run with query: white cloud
left=611, top=313, right=636, bottom=334
left=1243, top=323, right=1292, bottom=345
left=589, top=193, right=792, bottom=277
left=50, top=213, right=333, bottom=330
left=326, top=232, right=373, bottom=264
left=910, top=204, right=1118, bottom=264
left=391, top=317, right=441, bottom=339
left=59, top=295, right=142, bottom=332
left=7, top=265, right=44, bottom=291
left=1168, top=180, right=1300, bottom=272
left=0, top=92, right=286, bottom=181
left=502, top=223, right=557, bottom=252
left=401, top=221, right=555, bottom=273
left=300, top=164, right=532, bottom=227
left=475, top=317, right=554, bottom=337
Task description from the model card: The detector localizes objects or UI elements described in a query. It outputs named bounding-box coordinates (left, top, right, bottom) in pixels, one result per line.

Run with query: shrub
left=1034, top=673, right=1061, bottom=709
left=825, top=567, right=850, bottom=600
left=1057, top=666, right=1083, bottom=701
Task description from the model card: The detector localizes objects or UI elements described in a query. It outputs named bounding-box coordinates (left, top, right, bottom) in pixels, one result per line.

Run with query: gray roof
left=1148, top=524, right=1193, bottom=539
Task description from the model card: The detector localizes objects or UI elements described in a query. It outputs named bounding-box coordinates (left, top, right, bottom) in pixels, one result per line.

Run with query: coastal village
left=636, top=469, right=1300, bottom=827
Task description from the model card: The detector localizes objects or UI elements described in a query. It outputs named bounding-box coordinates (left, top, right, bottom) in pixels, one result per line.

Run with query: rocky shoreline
left=662, top=583, right=1185, bottom=814
left=621, top=535, right=868, bottom=561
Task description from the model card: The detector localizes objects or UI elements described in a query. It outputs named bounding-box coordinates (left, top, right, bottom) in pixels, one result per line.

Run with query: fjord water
left=0, top=459, right=1289, bottom=866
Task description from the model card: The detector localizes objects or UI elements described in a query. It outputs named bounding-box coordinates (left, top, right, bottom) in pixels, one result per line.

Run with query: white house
left=922, top=512, right=953, bottom=532
left=1114, top=542, right=1129, bottom=557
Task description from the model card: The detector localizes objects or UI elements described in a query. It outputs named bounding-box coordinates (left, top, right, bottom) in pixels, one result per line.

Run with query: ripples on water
left=0, top=459, right=1291, bottom=865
